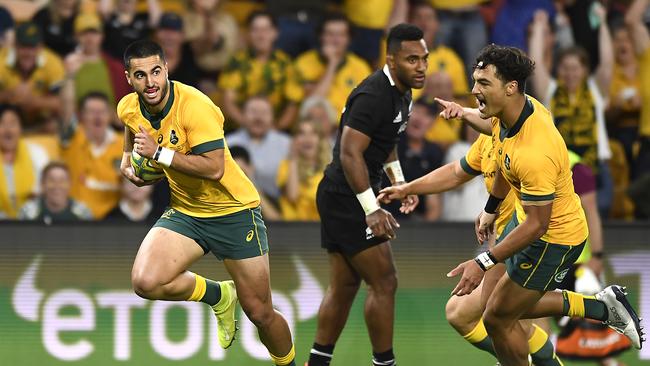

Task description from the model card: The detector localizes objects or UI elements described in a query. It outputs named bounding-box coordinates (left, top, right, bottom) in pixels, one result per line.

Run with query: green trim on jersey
left=499, top=97, right=534, bottom=141
left=192, top=139, right=224, bottom=154
left=139, top=81, right=175, bottom=130
left=521, top=192, right=555, bottom=201
left=460, top=157, right=481, bottom=176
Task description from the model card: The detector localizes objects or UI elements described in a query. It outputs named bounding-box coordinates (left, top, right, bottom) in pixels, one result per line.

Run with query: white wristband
left=475, top=251, right=496, bottom=271
left=383, top=160, right=405, bottom=183
left=356, top=188, right=380, bottom=216
left=154, top=146, right=175, bottom=167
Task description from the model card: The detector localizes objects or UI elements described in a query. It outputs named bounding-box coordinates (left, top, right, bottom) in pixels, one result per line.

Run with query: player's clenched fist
left=133, top=125, right=158, bottom=158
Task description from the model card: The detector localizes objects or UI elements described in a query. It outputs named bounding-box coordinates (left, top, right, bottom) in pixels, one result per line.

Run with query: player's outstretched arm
left=133, top=125, right=225, bottom=181
left=434, top=97, right=492, bottom=135
left=378, top=160, right=474, bottom=203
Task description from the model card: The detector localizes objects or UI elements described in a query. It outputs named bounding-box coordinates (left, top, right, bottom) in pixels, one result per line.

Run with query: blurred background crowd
left=0, top=0, right=649, bottom=224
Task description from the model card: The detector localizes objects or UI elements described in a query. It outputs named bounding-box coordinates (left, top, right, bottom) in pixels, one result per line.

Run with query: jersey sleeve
left=183, top=99, right=226, bottom=154
left=460, top=136, right=484, bottom=176
left=345, top=93, right=382, bottom=137
left=516, top=148, right=557, bottom=202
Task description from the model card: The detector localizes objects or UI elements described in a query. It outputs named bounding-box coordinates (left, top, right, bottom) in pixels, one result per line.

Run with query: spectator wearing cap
left=293, top=13, right=372, bottom=121
left=0, top=22, right=65, bottom=131
left=18, top=161, right=93, bottom=223
left=154, top=12, right=200, bottom=88
left=0, top=6, right=15, bottom=48
left=99, top=0, right=162, bottom=60
left=31, top=0, right=79, bottom=57
left=0, top=104, right=49, bottom=219
left=183, top=0, right=238, bottom=82
left=63, top=12, right=130, bottom=109
left=219, top=10, right=302, bottom=131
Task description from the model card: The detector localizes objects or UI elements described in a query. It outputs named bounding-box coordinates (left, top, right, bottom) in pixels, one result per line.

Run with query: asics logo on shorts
left=246, top=230, right=254, bottom=242
left=520, top=263, right=532, bottom=270
left=554, top=268, right=570, bottom=283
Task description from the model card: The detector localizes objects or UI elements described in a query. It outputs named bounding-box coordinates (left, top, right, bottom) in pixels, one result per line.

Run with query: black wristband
left=153, top=145, right=162, bottom=161
left=474, top=257, right=486, bottom=271
left=484, top=194, right=504, bottom=214
left=486, top=250, right=499, bottom=264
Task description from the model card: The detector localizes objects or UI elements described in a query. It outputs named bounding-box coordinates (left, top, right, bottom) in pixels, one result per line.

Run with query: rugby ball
left=131, top=151, right=165, bottom=181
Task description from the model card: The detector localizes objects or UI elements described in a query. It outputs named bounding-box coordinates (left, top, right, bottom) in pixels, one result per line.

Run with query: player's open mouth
left=145, top=88, right=158, bottom=98
left=414, top=74, right=425, bottom=82
left=477, top=97, right=487, bottom=112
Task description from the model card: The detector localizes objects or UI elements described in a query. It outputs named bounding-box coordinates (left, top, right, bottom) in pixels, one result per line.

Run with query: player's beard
left=141, top=81, right=168, bottom=108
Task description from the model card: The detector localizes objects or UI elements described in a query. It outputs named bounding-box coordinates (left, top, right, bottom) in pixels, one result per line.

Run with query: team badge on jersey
left=170, top=130, right=179, bottom=145
left=504, top=154, right=511, bottom=170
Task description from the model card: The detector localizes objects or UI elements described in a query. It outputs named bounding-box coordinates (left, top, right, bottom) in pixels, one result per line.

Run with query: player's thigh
left=347, top=242, right=396, bottom=288
left=484, top=274, right=545, bottom=324
left=480, top=263, right=506, bottom=310
left=223, top=254, right=273, bottom=310
left=132, top=227, right=205, bottom=283
left=328, top=251, right=362, bottom=290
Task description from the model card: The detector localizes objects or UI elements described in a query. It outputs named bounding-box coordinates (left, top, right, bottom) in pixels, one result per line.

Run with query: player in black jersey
left=306, top=24, right=428, bottom=366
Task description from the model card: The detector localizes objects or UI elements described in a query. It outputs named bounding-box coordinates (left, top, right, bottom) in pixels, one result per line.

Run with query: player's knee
left=482, top=305, right=513, bottom=334
left=131, top=272, right=161, bottom=299
left=368, top=271, right=398, bottom=297
left=242, top=301, right=275, bottom=329
left=330, top=278, right=361, bottom=298
left=445, top=296, right=462, bottom=326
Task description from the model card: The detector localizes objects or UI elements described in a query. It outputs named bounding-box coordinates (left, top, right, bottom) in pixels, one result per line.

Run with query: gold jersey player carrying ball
left=438, top=45, right=643, bottom=366
left=118, top=40, right=296, bottom=366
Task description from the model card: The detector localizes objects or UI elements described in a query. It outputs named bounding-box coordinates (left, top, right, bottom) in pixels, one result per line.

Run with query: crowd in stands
left=0, top=0, right=649, bottom=224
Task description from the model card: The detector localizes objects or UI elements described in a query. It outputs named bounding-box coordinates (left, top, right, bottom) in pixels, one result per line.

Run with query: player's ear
left=124, top=71, right=132, bottom=86
left=386, top=54, right=395, bottom=70
left=506, top=80, right=517, bottom=96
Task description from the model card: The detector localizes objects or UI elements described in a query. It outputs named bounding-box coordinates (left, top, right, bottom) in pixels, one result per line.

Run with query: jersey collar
left=499, top=96, right=533, bottom=141
left=139, top=81, right=175, bottom=130
left=382, top=64, right=396, bottom=86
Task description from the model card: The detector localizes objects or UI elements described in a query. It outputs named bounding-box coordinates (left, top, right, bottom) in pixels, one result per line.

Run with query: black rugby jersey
left=323, top=65, right=413, bottom=194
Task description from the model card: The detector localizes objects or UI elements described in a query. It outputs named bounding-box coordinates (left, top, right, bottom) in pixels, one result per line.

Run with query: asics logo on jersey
left=246, top=230, right=254, bottom=242
left=157, top=134, right=163, bottom=143
left=170, top=130, right=179, bottom=145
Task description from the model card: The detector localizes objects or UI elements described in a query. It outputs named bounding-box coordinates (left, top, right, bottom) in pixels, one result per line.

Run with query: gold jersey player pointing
left=118, top=40, right=296, bottom=366
left=438, top=45, right=643, bottom=365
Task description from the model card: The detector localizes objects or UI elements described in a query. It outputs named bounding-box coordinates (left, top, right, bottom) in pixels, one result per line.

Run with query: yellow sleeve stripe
left=460, top=157, right=481, bottom=176
left=191, top=139, right=224, bottom=154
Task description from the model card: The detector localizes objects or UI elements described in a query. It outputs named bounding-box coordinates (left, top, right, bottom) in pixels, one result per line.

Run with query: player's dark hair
left=246, top=9, right=277, bottom=28
left=78, top=91, right=109, bottom=111
left=229, top=145, right=251, bottom=164
left=0, top=103, right=23, bottom=123
left=123, top=39, right=165, bottom=69
left=41, top=161, right=70, bottom=183
left=316, top=12, right=350, bottom=37
left=386, top=23, right=424, bottom=54
left=474, top=44, right=535, bottom=93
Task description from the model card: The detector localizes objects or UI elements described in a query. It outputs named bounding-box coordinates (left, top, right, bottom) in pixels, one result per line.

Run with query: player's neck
left=388, top=68, right=409, bottom=94
left=499, top=94, right=527, bottom=129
